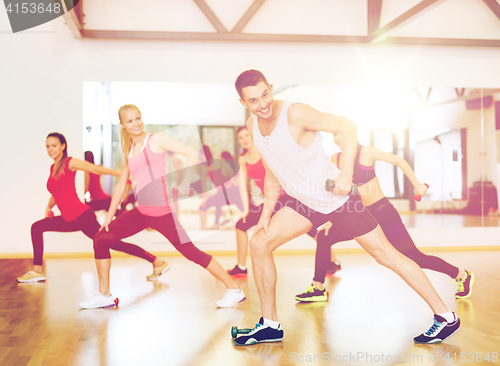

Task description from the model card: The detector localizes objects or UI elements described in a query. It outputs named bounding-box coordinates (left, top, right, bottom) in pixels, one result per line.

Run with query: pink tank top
left=128, top=134, right=175, bottom=217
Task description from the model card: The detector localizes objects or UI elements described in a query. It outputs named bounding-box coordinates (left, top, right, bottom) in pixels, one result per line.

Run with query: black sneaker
left=233, top=318, right=283, bottom=346
left=414, top=313, right=460, bottom=344
left=295, top=284, right=328, bottom=302
left=326, top=262, right=341, bottom=276
left=455, top=270, right=474, bottom=299
left=227, top=265, right=248, bottom=277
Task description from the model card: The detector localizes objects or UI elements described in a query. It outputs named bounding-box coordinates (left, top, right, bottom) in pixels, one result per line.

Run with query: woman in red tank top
left=17, top=133, right=160, bottom=283
left=79, top=104, right=246, bottom=309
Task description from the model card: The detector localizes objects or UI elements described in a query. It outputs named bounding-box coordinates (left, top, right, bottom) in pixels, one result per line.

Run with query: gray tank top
left=253, top=101, right=348, bottom=214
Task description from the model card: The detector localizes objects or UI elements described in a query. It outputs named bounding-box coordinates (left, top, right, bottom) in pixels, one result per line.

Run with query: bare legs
left=249, top=209, right=449, bottom=322
left=353, top=225, right=448, bottom=314
left=249, top=208, right=313, bottom=320
left=236, top=228, right=249, bottom=266
left=206, top=258, right=239, bottom=289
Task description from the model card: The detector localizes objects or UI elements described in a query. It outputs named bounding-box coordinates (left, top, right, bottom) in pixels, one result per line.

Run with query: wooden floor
left=1, top=251, right=500, bottom=366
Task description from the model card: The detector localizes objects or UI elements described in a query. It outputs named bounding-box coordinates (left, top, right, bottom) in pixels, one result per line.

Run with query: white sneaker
left=216, top=288, right=246, bottom=308
left=79, top=293, right=117, bottom=309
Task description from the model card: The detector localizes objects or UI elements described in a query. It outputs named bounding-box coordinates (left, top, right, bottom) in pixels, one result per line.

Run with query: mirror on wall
left=83, top=82, right=500, bottom=229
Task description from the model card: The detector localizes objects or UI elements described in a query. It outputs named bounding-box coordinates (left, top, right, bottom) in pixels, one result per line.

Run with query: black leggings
left=93, top=208, right=212, bottom=267
left=87, top=197, right=111, bottom=212
left=314, top=197, right=459, bottom=283
left=31, top=209, right=156, bottom=266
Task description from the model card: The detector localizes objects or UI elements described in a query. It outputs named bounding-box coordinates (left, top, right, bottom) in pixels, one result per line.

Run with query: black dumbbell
left=172, top=187, right=194, bottom=196
left=324, top=179, right=358, bottom=196
left=231, top=326, right=253, bottom=338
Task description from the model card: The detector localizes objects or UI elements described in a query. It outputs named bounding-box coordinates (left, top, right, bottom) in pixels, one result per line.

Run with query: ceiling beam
left=81, top=29, right=369, bottom=43
left=61, top=1, right=82, bottom=38
left=193, top=0, right=228, bottom=33
left=482, top=0, right=500, bottom=21
left=381, top=36, right=500, bottom=47
left=80, top=29, right=500, bottom=48
left=367, top=0, right=383, bottom=36
left=231, top=0, right=266, bottom=33
left=369, top=0, right=449, bottom=43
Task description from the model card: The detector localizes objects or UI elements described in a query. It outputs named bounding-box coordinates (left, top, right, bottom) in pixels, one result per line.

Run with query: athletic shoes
left=227, top=265, right=248, bottom=277
left=147, top=261, right=171, bottom=281
left=295, top=284, right=328, bottom=302
left=414, top=313, right=460, bottom=344
left=17, top=271, right=46, bottom=283
left=233, top=317, right=283, bottom=346
left=216, top=288, right=246, bottom=308
left=326, top=261, right=342, bottom=276
left=79, top=293, right=118, bottom=309
left=455, top=270, right=474, bottom=299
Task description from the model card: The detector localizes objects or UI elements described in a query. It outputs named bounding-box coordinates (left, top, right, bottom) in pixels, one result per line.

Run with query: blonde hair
left=118, top=104, right=141, bottom=165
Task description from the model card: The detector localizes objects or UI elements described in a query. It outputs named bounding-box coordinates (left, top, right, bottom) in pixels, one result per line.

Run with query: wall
left=2, top=9, right=500, bottom=255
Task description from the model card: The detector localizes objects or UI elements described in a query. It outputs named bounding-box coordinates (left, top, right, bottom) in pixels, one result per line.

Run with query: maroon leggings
left=93, top=208, right=212, bottom=268
left=31, top=209, right=156, bottom=266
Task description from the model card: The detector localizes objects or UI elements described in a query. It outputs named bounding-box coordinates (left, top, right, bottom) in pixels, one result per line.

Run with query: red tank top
left=46, top=157, right=90, bottom=222
left=88, top=173, right=109, bottom=200
left=245, top=156, right=284, bottom=197
left=128, top=134, right=174, bottom=217
left=245, top=158, right=266, bottom=194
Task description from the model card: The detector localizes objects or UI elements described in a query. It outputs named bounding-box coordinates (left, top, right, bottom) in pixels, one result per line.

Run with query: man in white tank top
left=231, top=70, right=459, bottom=346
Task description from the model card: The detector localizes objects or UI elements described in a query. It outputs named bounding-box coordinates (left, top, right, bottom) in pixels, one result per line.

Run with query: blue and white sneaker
left=233, top=317, right=284, bottom=346
left=414, top=313, right=460, bottom=344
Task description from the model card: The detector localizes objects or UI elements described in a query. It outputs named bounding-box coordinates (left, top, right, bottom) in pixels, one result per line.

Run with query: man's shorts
left=276, top=193, right=378, bottom=239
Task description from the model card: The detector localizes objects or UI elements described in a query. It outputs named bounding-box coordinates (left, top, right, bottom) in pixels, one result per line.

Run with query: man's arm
left=289, top=103, right=357, bottom=195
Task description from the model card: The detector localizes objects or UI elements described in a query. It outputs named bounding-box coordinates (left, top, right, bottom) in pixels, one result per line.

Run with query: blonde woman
left=79, top=105, right=246, bottom=309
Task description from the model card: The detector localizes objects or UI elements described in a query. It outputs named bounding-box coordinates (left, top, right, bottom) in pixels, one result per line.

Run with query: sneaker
left=455, top=270, right=474, bottom=299
left=227, top=265, right=248, bottom=277
left=233, top=317, right=283, bottom=346
left=216, top=288, right=246, bottom=308
left=17, top=271, right=46, bottom=283
left=147, top=261, right=171, bottom=281
left=295, top=284, right=328, bottom=302
left=326, top=262, right=341, bottom=276
left=414, top=313, right=460, bottom=344
left=79, top=293, right=118, bottom=309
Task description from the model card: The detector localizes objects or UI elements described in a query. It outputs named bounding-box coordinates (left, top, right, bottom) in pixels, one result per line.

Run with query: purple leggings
left=31, top=209, right=156, bottom=266
left=314, top=197, right=459, bottom=283
left=93, top=208, right=212, bottom=268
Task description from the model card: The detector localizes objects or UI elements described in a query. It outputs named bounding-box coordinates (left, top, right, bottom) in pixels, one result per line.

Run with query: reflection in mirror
left=83, top=82, right=500, bottom=229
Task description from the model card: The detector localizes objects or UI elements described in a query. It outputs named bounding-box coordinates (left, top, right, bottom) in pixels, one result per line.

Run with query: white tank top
left=253, top=101, right=349, bottom=214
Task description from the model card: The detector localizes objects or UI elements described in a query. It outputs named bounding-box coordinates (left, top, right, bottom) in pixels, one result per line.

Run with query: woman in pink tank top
left=79, top=104, right=246, bottom=309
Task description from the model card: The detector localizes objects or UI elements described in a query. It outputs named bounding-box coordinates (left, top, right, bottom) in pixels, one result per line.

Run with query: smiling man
left=231, top=69, right=460, bottom=346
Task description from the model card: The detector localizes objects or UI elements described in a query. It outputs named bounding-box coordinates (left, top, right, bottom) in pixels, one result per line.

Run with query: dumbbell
left=414, top=183, right=429, bottom=202
left=324, top=179, right=358, bottom=196
left=231, top=326, right=253, bottom=338
left=171, top=187, right=194, bottom=196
